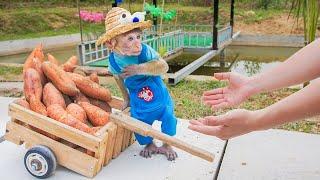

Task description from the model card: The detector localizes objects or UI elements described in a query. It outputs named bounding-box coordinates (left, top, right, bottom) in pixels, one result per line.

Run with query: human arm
left=190, top=78, right=320, bottom=139
left=204, top=38, right=320, bottom=109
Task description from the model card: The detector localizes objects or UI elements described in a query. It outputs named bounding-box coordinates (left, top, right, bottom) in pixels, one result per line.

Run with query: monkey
left=97, top=7, right=178, bottom=161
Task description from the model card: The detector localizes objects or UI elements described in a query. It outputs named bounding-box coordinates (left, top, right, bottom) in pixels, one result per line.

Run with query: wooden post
left=153, top=0, right=158, bottom=27
left=112, top=0, right=117, bottom=7
left=212, top=0, right=219, bottom=50
left=230, top=0, right=235, bottom=36
left=77, top=0, right=83, bottom=43
left=159, top=0, right=165, bottom=35
left=219, top=49, right=225, bottom=68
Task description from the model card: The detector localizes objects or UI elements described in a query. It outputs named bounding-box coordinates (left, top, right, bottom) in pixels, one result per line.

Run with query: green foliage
left=144, top=3, right=176, bottom=21
left=290, top=0, right=319, bottom=43
left=144, top=3, right=162, bottom=17
left=158, top=46, right=167, bottom=57
left=162, top=9, right=176, bottom=21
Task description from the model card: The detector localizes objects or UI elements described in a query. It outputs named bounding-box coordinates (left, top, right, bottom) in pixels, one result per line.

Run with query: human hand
left=203, top=72, right=253, bottom=109
left=188, top=109, right=261, bottom=140
left=120, top=64, right=143, bottom=78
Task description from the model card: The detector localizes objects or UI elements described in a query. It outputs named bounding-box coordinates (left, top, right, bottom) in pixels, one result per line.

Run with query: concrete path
left=218, top=129, right=320, bottom=180
left=0, top=97, right=225, bottom=180
left=0, top=97, right=17, bottom=137
left=0, top=34, right=80, bottom=56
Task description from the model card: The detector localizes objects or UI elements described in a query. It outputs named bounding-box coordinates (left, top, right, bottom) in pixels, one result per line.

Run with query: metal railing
left=78, top=25, right=233, bottom=66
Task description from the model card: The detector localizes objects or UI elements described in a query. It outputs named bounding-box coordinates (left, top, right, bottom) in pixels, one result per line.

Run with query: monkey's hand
left=120, top=64, right=142, bottom=79
left=121, top=59, right=169, bottom=78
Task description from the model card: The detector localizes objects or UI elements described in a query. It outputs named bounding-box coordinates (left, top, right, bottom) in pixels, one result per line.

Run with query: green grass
left=0, top=65, right=22, bottom=75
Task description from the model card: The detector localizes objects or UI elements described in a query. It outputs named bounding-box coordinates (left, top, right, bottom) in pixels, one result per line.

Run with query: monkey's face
left=114, top=30, right=142, bottom=56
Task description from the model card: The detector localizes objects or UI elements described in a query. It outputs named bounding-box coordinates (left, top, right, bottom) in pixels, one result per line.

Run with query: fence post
left=212, top=0, right=219, bottom=50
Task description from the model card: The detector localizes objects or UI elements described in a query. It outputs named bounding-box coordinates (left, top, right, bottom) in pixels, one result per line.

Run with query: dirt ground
left=234, top=14, right=319, bottom=35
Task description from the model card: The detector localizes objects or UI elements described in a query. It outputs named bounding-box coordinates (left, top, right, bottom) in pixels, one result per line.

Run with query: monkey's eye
left=137, top=35, right=141, bottom=39
left=119, top=12, right=132, bottom=24
left=128, top=36, right=134, bottom=41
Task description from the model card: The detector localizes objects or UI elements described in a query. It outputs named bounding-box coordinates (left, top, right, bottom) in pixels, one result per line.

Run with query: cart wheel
left=24, top=145, right=57, bottom=179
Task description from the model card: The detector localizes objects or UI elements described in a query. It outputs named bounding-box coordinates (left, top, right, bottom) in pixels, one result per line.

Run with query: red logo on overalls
left=138, top=87, right=153, bottom=102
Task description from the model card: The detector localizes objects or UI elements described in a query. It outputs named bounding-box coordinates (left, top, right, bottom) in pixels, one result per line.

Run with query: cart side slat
left=121, top=108, right=131, bottom=151
left=104, top=123, right=117, bottom=166
left=121, top=129, right=128, bottom=151
left=6, top=121, right=99, bottom=178
left=94, top=132, right=109, bottom=175
left=130, top=131, right=136, bottom=145
left=112, top=126, right=125, bottom=158
left=9, top=103, right=101, bottom=152
left=108, top=96, right=124, bottom=110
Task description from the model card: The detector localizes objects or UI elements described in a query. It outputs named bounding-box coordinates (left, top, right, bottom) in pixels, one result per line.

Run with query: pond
left=0, top=45, right=300, bottom=77
left=168, top=45, right=300, bottom=77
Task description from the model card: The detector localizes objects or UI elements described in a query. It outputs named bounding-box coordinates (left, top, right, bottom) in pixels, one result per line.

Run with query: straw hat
left=96, top=7, right=152, bottom=45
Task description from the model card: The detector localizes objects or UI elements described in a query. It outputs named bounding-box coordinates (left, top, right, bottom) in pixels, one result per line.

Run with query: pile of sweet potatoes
left=15, top=44, right=112, bottom=137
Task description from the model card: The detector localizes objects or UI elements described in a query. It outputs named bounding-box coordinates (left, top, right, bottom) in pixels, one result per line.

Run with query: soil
left=234, top=14, right=320, bottom=35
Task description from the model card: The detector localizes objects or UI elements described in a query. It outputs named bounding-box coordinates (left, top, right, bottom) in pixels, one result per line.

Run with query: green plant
left=290, top=0, right=319, bottom=44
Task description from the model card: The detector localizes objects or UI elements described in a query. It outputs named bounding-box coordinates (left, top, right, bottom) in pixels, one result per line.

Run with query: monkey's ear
left=105, top=39, right=116, bottom=50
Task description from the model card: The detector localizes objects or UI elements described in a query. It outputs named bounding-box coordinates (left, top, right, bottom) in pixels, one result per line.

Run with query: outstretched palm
left=202, top=72, right=252, bottom=109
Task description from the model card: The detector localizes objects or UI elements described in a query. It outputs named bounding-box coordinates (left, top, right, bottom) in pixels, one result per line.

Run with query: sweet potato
left=66, top=103, right=87, bottom=123
left=24, top=53, right=47, bottom=86
left=73, top=68, right=86, bottom=76
left=32, top=57, right=47, bottom=85
left=47, top=104, right=94, bottom=134
left=47, top=53, right=60, bottom=65
left=63, top=94, right=73, bottom=106
left=68, top=73, right=111, bottom=102
left=42, top=61, right=79, bottom=96
left=89, top=72, right=99, bottom=84
left=13, top=97, right=59, bottom=140
left=79, top=102, right=110, bottom=126
left=88, top=97, right=111, bottom=112
left=43, top=83, right=66, bottom=108
left=33, top=43, right=45, bottom=62
left=13, top=99, right=30, bottom=109
left=73, top=92, right=90, bottom=103
left=23, top=44, right=45, bottom=74
left=61, top=56, right=78, bottom=72
left=74, top=66, right=111, bottom=76
left=24, top=68, right=43, bottom=102
left=29, top=96, right=47, bottom=116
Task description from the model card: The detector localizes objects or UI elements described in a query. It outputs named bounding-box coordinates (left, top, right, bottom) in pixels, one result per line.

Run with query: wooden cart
left=4, top=96, right=134, bottom=178
left=5, top=97, right=215, bottom=179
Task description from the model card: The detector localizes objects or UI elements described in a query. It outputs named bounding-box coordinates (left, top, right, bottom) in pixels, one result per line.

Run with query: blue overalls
left=109, top=44, right=177, bottom=145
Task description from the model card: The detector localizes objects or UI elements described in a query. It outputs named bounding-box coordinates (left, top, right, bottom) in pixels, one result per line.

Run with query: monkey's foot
left=139, top=142, right=158, bottom=158
left=157, top=144, right=178, bottom=161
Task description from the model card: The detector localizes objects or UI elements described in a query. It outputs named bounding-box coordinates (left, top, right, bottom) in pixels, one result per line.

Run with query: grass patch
left=0, top=65, right=22, bottom=75
left=0, top=65, right=23, bottom=81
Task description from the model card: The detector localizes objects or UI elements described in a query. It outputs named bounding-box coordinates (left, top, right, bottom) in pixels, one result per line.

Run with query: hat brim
left=96, top=20, right=152, bottom=45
